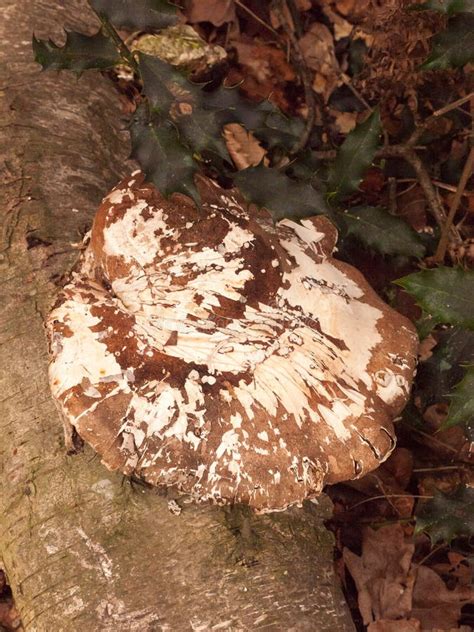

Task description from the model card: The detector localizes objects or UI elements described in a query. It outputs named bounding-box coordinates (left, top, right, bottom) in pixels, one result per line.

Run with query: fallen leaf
left=433, top=552, right=473, bottom=587
left=299, top=23, right=342, bottom=101
left=295, top=0, right=312, bottom=9
left=368, top=619, right=421, bottom=632
left=411, top=565, right=473, bottom=630
left=331, top=109, right=358, bottom=133
left=418, top=334, right=437, bottom=362
left=383, top=448, right=414, bottom=490
left=333, top=0, right=371, bottom=19
left=343, top=524, right=416, bottom=624
left=322, top=5, right=354, bottom=40
left=397, top=184, right=429, bottom=232
left=186, top=0, right=236, bottom=26
left=223, top=123, right=267, bottom=170
left=230, top=40, right=295, bottom=109
left=234, top=40, right=295, bottom=83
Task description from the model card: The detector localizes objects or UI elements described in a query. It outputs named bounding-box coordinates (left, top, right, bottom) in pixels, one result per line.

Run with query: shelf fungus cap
left=47, top=172, right=418, bottom=512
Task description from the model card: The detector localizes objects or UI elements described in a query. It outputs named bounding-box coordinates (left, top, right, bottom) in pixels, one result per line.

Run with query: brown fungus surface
left=47, top=172, right=418, bottom=512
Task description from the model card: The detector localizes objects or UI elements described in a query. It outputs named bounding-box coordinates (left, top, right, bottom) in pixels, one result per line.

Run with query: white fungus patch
left=47, top=172, right=418, bottom=512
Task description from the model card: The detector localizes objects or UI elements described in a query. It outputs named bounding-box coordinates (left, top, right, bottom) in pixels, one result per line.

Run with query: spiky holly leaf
left=411, top=0, right=474, bottom=14
left=175, top=109, right=230, bottom=161
left=421, top=14, right=474, bottom=69
left=203, top=87, right=304, bottom=150
left=90, top=0, right=178, bottom=30
left=442, top=367, right=474, bottom=437
left=328, top=109, right=381, bottom=200
left=32, top=31, right=120, bottom=72
left=138, top=55, right=229, bottom=161
left=342, top=206, right=426, bottom=258
left=138, top=53, right=194, bottom=114
left=234, top=165, right=331, bottom=222
left=415, top=486, right=474, bottom=543
left=204, top=87, right=274, bottom=130
left=254, top=111, right=305, bottom=151
left=416, top=327, right=474, bottom=407
left=130, top=106, right=199, bottom=204
left=396, top=268, right=474, bottom=329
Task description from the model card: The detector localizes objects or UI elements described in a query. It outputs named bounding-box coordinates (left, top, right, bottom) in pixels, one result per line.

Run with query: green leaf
left=234, top=165, right=331, bottom=222
left=130, top=106, right=199, bottom=204
left=138, top=53, right=195, bottom=114
left=328, top=108, right=381, bottom=200
left=410, top=0, right=474, bottom=14
left=138, top=55, right=229, bottom=162
left=417, top=327, right=474, bottom=407
left=175, top=109, right=230, bottom=161
left=32, top=31, right=120, bottom=72
left=91, top=0, right=178, bottom=30
left=203, top=87, right=274, bottom=130
left=443, top=367, right=474, bottom=434
left=421, top=14, right=474, bottom=69
left=415, top=486, right=474, bottom=543
left=343, top=206, right=426, bottom=258
left=395, top=267, right=474, bottom=329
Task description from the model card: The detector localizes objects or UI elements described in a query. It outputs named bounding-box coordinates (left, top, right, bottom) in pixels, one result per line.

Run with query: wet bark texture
left=0, top=1, right=355, bottom=630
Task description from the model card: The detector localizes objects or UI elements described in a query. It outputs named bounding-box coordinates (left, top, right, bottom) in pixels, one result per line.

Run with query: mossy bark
left=0, top=1, right=355, bottom=630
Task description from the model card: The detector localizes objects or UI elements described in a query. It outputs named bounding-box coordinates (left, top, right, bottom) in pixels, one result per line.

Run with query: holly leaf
left=32, top=31, right=120, bottom=72
left=234, top=165, right=331, bottom=222
left=254, top=111, right=305, bottom=151
left=176, top=109, right=230, bottom=161
left=342, top=206, right=426, bottom=258
left=204, top=87, right=274, bottom=130
left=411, top=0, right=474, bottom=14
left=416, top=327, right=474, bottom=407
left=138, top=55, right=229, bottom=161
left=395, top=267, right=474, bottom=329
left=415, top=486, right=474, bottom=543
left=328, top=108, right=381, bottom=200
left=442, top=367, right=474, bottom=436
left=421, top=14, right=474, bottom=69
left=130, top=106, right=199, bottom=204
left=138, top=53, right=195, bottom=114
left=90, top=0, right=178, bottom=30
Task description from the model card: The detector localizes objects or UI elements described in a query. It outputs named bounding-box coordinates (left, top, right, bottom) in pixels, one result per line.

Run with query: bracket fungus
left=47, top=172, right=418, bottom=512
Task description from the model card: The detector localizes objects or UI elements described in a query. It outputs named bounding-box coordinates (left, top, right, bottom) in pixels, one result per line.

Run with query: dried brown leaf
left=368, top=619, right=421, bottom=632
left=343, top=524, right=416, bottom=624
left=418, top=334, right=437, bottom=362
left=411, top=565, right=473, bottom=631
left=186, top=0, right=236, bottom=26
left=331, top=109, right=358, bottom=134
left=223, top=123, right=267, bottom=170
left=299, top=23, right=341, bottom=101
left=383, top=448, right=414, bottom=490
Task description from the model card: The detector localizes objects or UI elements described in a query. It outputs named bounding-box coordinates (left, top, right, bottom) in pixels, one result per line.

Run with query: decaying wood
left=0, top=1, right=355, bottom=630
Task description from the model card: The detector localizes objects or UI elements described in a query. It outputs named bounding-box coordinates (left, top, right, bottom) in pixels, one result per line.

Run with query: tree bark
left=0, top=1, right=355, bottom=630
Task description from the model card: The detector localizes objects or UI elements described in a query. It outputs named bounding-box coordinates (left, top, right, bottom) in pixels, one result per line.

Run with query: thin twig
left=348, top=494, right=432, bottom=511
left=340, top=74, right=371, bottom=111
left=98, top=13, right=139, bottom=74
left=273, top=0, right=320, bottom=155
left=234, top=0, right=280, bottom=38
left=388, top=177, right=397, bottom=215
left=378, top=145, right=447, bottom=228
left=413, top=465, right=472, bottom=473
left=433, top=92, right=474, bottom=118
left=434, top=146, right=474, bottom=262
left=416, top=543, right=446, bottom=568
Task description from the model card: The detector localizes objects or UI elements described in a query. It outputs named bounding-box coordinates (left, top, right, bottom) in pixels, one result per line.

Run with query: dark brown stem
left=98, top=13, right=139, bottom=75
left=273, top=0, right=321, bottom=155
left=377, top=144, right=461, bottom=243
left=434, top=146, right=474, bottom=262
